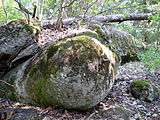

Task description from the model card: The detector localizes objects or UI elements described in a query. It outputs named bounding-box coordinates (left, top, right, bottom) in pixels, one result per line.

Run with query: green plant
left=0, top=0, right=23, bottom=24
left=138, top=47, right=160, bottom=73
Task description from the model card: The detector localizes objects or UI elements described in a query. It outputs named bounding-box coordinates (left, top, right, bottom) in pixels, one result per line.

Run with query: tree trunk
left=56, top=0, right=65, bottom=31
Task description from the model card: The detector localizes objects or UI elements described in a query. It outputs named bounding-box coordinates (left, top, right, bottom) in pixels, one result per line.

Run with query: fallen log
left=90, top=13, right=152, bottom=22
left=42, top=13, right=152, bottom=27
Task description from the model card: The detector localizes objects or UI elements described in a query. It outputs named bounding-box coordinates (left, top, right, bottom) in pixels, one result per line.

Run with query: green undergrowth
left=138, top=47, right=160, bottom=73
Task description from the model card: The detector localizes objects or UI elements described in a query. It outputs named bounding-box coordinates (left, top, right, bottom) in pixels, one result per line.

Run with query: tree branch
left=62, top=0, right=78, bottom=8
left=83, top=0, right=98, bottom=18
left=13, top=0, right=32, bottom=23
left=14, top=0, right=32, bottom=14
left=94, top=2, right=146, bottom=16
left=0, top=80, right=14, bottom=88
left=56, top=0, right=65, bottom=31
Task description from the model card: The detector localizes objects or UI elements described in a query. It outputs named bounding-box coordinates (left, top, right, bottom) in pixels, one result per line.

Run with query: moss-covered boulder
left=0, top=18, right=41, bottom=75
left=89, top=22, right=142, bottom=64
left=90, top=106, right=131, bottom=120
left=130, top=80, right=159, bottom=102
left=1, top=35, right=117, bottom=110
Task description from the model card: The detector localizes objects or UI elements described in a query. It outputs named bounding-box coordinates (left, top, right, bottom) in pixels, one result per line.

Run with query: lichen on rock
left=74, top=28, right=99, bottom=40
left=0, top=18, right=41, bottom=74
left=90, top=106, right=131, bottom=120
left=89, top=22, right=141, bottom=64
left=130, top=80, right=159, bottom=102
left=9, top=18, right=41, bottom=34
left=2, top=34, right=117, bottom=110
left=25, top=35, right=116, bottom=110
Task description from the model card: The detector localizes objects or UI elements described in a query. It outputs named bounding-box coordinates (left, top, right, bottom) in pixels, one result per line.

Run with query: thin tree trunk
left=56, top=0, right=64, bottom=31
left=39, top=0, right=44, bottom=20
left=1, top=0, right=8, bottom=23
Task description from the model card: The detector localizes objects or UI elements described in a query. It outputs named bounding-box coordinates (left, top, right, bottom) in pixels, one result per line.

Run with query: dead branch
left=42, top=13, right=152, bottom=28
left=94, top=2, right=146, bottom=16
left=62, top=0, right=78, bottom=8
left=32, top=5, right=37, bottom=18
left=90, top=13, right=152, bottom=22
left=83, top=0, right=98, bottom=18
left=13, top=0, right=32, bottom=23
left=0, top=80, right=14, bottom=88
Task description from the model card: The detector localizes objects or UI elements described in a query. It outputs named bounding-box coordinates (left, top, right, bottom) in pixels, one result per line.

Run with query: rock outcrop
left=0, top=19, right=41, bottom=76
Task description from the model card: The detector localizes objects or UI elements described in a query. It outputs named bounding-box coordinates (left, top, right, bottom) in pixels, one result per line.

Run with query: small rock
left=130, top=80, right=159, bottom=102
left=43, top=117, right=51, bottom=120
left=152, top=113, right=158, bottom=118
left=90, top=106, right=131, bottom=120
left=134, top=113, right=142, bottom=119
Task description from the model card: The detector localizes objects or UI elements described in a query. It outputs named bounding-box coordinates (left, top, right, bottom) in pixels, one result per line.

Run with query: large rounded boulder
left=2, top=35, right=116, bottom=110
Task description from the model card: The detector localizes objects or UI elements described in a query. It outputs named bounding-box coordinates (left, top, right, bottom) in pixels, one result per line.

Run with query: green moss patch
left=131, top=80, right=150, bottom=87
left=91, top=106, right=131, bottom=119
left=9, top=18, right=41, bottom=34
left=130, top=80, right=159, bottom=102
left=22, top=35, right=116, bottom=110
left=76, top=28, right=99, bottom=39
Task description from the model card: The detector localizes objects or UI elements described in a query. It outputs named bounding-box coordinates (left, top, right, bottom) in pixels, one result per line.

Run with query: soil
left=0, top=61, right=159, bottom=120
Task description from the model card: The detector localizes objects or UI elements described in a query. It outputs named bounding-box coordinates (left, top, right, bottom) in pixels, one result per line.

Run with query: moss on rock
left=91, top=106, right=131, bottom=120
left=0, top=18, right=41, bottom=80
left=9, top=18, right=41, bottom=34
left=130, top=80, right=159, bottom=102
left=89, top=22, right=142, bottom=64
left=16, top=35, right=116, bottom=110
left=75, top=28, right=100, bottom=39
left=1, top=26, right=118, bottom=110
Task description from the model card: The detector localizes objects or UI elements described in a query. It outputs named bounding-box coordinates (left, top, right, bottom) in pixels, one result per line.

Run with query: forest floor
left=0, top=61, right=159, bottom=120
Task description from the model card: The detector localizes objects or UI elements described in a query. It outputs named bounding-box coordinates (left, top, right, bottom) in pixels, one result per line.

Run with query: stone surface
left=90, top=106, right=131, bottom=120
left=2, top=35, right=117, bottom=110
left=89, top=22, right=141, bottom=64
left=0, top=108, right=40, bottom=120
left=0, top=19, right=41, bottom=75
left=130, top=80, right=159, bottom=102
